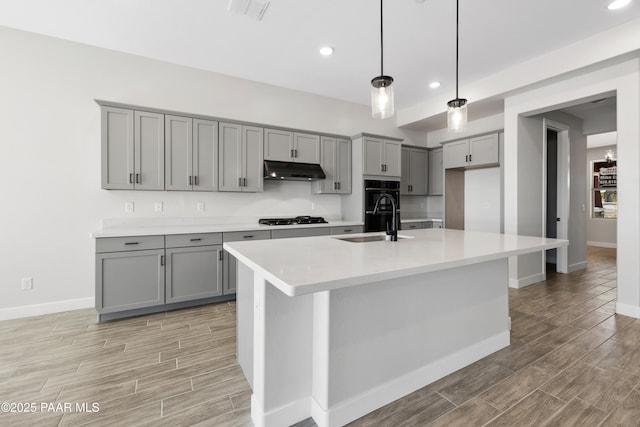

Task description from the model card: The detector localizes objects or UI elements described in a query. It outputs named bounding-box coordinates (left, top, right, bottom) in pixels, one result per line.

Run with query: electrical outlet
left=155, top=202, right=163, bottom=213
left=197, top=202, right=205, bottom=212
left=125, top=202, right=134, bottom=213
left=21, top=277, right=33, bottom=290
left=311, top=202, right=316, bottom=210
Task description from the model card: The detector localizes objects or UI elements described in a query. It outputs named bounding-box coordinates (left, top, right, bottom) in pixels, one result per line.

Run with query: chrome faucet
left=373, top=193, right=398, bottom=241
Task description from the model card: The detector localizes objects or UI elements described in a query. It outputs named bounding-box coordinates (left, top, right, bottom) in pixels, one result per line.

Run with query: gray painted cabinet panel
left=243, top=125, right=264, bottom=192
left=469, top=133, right=499, bottom=167
left=314, top=136, right=351, bottom=194
left=383, top=141, right=402, bottom=177
left=293, top=132, right=320, bottom=164
left=264, top=128, right=293, bottom=161
left=409, top=148, right=428, bottom=195
left=363, top=137, right=383, bottom=175
left=219, top=123, right=263, bottom=192
left=101, top=107, right=134, bottom=190
left=165, top=246, right=223, bottom=303
left=271, top=227, right=330, bottom=239
left=329, top=226, right=363, bottom=235
left=165, top=115, right=193, bottom=191
left=443, top=139, right=470, bottom=169
left=222, top=230, right=271, bottom=295
left=193, top=119, right=218, bottom=191
left=96, top=249, right=164, bottom=313
left=96, top=235, right=165, bottom=253
left=134, top=111, right=165, bottom=190
left=400, top=148, right=411, bottom=195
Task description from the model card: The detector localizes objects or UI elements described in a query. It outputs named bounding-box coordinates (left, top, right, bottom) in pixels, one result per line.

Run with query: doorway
left=543, top=119, right=569, bottom=274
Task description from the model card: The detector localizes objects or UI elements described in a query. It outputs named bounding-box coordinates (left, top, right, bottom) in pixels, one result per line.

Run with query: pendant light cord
left=455, top=0, right=459, bottom=99
left=380, top=0, right=384, bottom=76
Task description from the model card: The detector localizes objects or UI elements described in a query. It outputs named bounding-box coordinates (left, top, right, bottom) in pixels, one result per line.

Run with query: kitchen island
left=224, top=229, right=568, bottom=427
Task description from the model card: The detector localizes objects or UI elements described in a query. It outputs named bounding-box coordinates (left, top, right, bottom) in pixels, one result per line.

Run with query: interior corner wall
left=504, top=59, right=640, bottom=317
left=0, top=25, right=415, bottom=317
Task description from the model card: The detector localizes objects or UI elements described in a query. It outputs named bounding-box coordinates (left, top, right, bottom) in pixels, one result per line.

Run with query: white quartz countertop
left=90, top=220, right=364, bottom=238
left=224, top=229, right=568, bottom=297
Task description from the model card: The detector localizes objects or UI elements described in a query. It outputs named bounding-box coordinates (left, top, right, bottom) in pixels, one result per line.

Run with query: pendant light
left=447, top=0, right=467, bottom=132
left=371, top=0, right=394, bottom=119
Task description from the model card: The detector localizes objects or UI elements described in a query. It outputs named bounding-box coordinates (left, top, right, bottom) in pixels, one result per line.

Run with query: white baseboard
left=509, top=272, right=545, bottom=289
left=568, top=261, right=588, bottom=273
left=0, top=297, right=94, bottom=321
left=616, top=302, right=640, bottom=319
left=587, top=241, right=617, bottom=248
left=311, top=331, right=510, bottom=427
left=251, top=394, right=310, bottom=427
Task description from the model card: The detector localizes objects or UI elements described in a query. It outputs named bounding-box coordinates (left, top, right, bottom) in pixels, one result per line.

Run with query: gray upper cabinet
left=165, top=116, right=218, bottom=191
left=101, top=107, right=165, bottom=190
left=363, top=137, right=401, bottom=177
left=428, top=148, right=444, bottom=195
left=219, top=122, right=263, bottom=192
left=313, top=137, right=351, bottom=194
left=264, top=128, right=320, bottom=163
left=443, top=133, right=499, bottom=170
left=401, top=147, right=428, bottom=196
left=165, top=234, right=223, bottom=303
left=134, top=111, right=165, bottom=190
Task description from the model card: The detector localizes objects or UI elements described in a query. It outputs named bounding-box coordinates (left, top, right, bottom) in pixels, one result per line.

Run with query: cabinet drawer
left=402, top=222, right=423, bottom=230
left=330, top=226, right=364, bottom=235
left=422, top=221, right=434, bottom=229
left=166, top=233, right=222, bottom=248
left=223, top=230, right=271, bottom=242
left=96, top=236, right=165, bottom=253
left=271, top=227, right=331, bottom=239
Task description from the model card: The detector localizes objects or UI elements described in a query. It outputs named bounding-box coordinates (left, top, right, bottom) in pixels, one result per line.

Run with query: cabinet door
left=165, top=246, right=222, bottom=303
left=134, top=111, right=165, bottom=190
left=264, top=128, right=293, bottom=161
left=96, top=249, right=164, bottom=313
left=363, top=137, right=383, bottom=175
left=400, top=147, right=411, bottom=195
left=403, top=222, right=422, bottom=230
left=165, top=115, right=193, bottom=191
left=193, top=119, right=218, bottom=191
left=335, top=138, right=352, bottom=194
left=318, top=136, right=337, bottom=193
left=469, top=133, right=499, bottom=167
left=218, top=122, right=243, bottom=192
left=443, top=139, right=469, bottom=169
left=428, top=148, right=444, bottom=195
left=222, top=230, right=271, bottom=295
left=242, top=125, right=264, bottom=192
left=383, top=141, right=402, bottom=177
left=271, top=227, right=331, bottom=239
left=294, top=133, right=320, bottom=163
left=101, top=107, right=134, bottom=190
left=409, top=148, right=428, bottom=195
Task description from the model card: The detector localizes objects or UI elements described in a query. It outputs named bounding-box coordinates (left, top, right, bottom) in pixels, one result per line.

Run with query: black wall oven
left=364, top=179, right=401, bottom=232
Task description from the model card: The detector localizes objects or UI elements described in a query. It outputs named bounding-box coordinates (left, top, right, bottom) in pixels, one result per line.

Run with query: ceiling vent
left=228, top=0, right=270, bottom=21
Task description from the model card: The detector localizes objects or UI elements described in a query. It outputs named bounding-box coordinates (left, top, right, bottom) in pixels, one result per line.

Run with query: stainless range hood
left=263, top=160, right=326, bottom=181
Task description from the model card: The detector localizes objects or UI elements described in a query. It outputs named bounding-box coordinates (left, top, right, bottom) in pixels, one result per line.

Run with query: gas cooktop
left=258, top=216, right=328, bottom=226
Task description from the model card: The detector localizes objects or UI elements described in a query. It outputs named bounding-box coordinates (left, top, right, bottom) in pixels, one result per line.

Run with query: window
left=592, top=160, right=617, bottom=219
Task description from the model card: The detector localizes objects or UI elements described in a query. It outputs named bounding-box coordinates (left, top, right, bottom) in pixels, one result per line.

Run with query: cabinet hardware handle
left=291, top=149, right=294, bottom=158
left=219, top=251, right=224, bottom=261
left=337, top=182, right=340, bottom=190
left=244, top=178, right=247, bottom=187
left=160, top=255, right=165, bottom=266
left=469, top=154, right=472, bottom=162
left=124, top=242, right=139, bottom=245
left=239, top=177, right=242, bottom=187
left=189, top=238, right=202, bottom=242
left=129, top=173, right=134, bottom=184
left=294, top=149, right=298, bottom=157
left=194, top=176, right=199, bottom=186
left=243, top=235, right=254, bottom=239
left=189, top=176, right=193, bottom=186
left=135, top=173, right=141, bottom=184
left=344, top=229, right=352, bottom=232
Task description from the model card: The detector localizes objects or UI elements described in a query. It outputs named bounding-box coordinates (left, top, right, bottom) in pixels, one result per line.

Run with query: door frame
left=542, top=119, right=570, bottom=274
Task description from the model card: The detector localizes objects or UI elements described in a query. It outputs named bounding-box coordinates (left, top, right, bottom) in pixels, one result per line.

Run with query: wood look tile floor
left=1, top=247, right=637, bottom=427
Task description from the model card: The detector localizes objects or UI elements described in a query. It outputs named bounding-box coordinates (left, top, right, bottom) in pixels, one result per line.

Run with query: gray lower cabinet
left=165, top=246, right=223, bottom=303
left=96, top=236, right=165, bottom=314
left=330, top=225, right=363, bottom=235
left=271, top=227, right=331, bottom=239
left=403, top=222, right=423, bottom=230
left=222, top=230, right=271, bottom=295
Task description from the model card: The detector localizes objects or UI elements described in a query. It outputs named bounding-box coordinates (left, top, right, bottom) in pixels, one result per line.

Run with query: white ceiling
left=1, top=0, right=639, bottom=120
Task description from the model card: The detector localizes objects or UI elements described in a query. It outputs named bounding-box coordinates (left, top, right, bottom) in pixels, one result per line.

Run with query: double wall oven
left=364, top=179, right=401, bottom=232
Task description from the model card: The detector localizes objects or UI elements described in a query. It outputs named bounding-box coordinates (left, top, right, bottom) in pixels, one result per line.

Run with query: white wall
left=0, top=26, right=426, bottom=317
left=587, top=144, right=618, bottom=247
left=504, top=59, right=640, bottom=317
left=464, top=168, right=501, bottom=233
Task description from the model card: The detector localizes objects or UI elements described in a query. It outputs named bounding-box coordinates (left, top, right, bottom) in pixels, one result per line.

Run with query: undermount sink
left=335, top=235, right=413, bottom=243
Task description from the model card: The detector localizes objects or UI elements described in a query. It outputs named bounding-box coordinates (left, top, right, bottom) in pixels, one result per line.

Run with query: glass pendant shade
left=447, top=98, right=467, bottom=132
left=605, top=149, right=615, bottom=161
left=371, top=75, right=395, bottom=119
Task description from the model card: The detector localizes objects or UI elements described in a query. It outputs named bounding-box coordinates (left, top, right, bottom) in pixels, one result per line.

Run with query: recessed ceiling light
left=319, top=46, right=334, bottom=56
left=429, top=81, right=441, bottom=89
left=608, top=0, right=632, bottom=10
